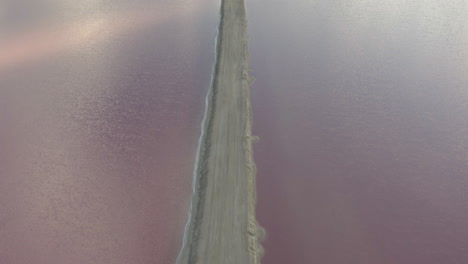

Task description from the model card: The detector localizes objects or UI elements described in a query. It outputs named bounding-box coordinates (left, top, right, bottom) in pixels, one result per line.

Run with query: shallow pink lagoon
left=247, top=0, right=468, bottom=263
left=0, top=0, right=218, bottom=263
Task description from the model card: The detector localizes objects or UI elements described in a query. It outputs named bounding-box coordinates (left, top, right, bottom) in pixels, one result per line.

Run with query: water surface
left=0, top=1, right=218, bottom=263
left=247, top=0, right=468, bottom=263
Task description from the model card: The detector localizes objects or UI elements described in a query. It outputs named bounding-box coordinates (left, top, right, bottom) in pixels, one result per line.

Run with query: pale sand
left=176, top=0, right=263, bottom=263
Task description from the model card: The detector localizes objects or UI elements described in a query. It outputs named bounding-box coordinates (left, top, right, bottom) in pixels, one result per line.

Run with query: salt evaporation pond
left=0, top=0, right=218, bottom=263
left=247, top=0, right=468, bottom=263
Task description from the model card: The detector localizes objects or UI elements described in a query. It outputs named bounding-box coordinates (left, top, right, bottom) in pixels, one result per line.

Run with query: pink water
left=0, top=0, right=218, bottom=263
left=247, top=0, right=468, bottom=263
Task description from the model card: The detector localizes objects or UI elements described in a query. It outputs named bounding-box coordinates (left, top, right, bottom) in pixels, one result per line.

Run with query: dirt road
left=177, top=0, right=262, bottom=263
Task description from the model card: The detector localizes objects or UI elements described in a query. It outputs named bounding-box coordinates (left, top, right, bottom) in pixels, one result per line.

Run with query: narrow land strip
left=177, top=0, right=262, bottom=263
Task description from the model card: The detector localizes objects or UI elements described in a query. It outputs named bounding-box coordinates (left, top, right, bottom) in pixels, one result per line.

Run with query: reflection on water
left=247, top=0, right=468, bottom=263
left=0, top=0, right=218, bottom=263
